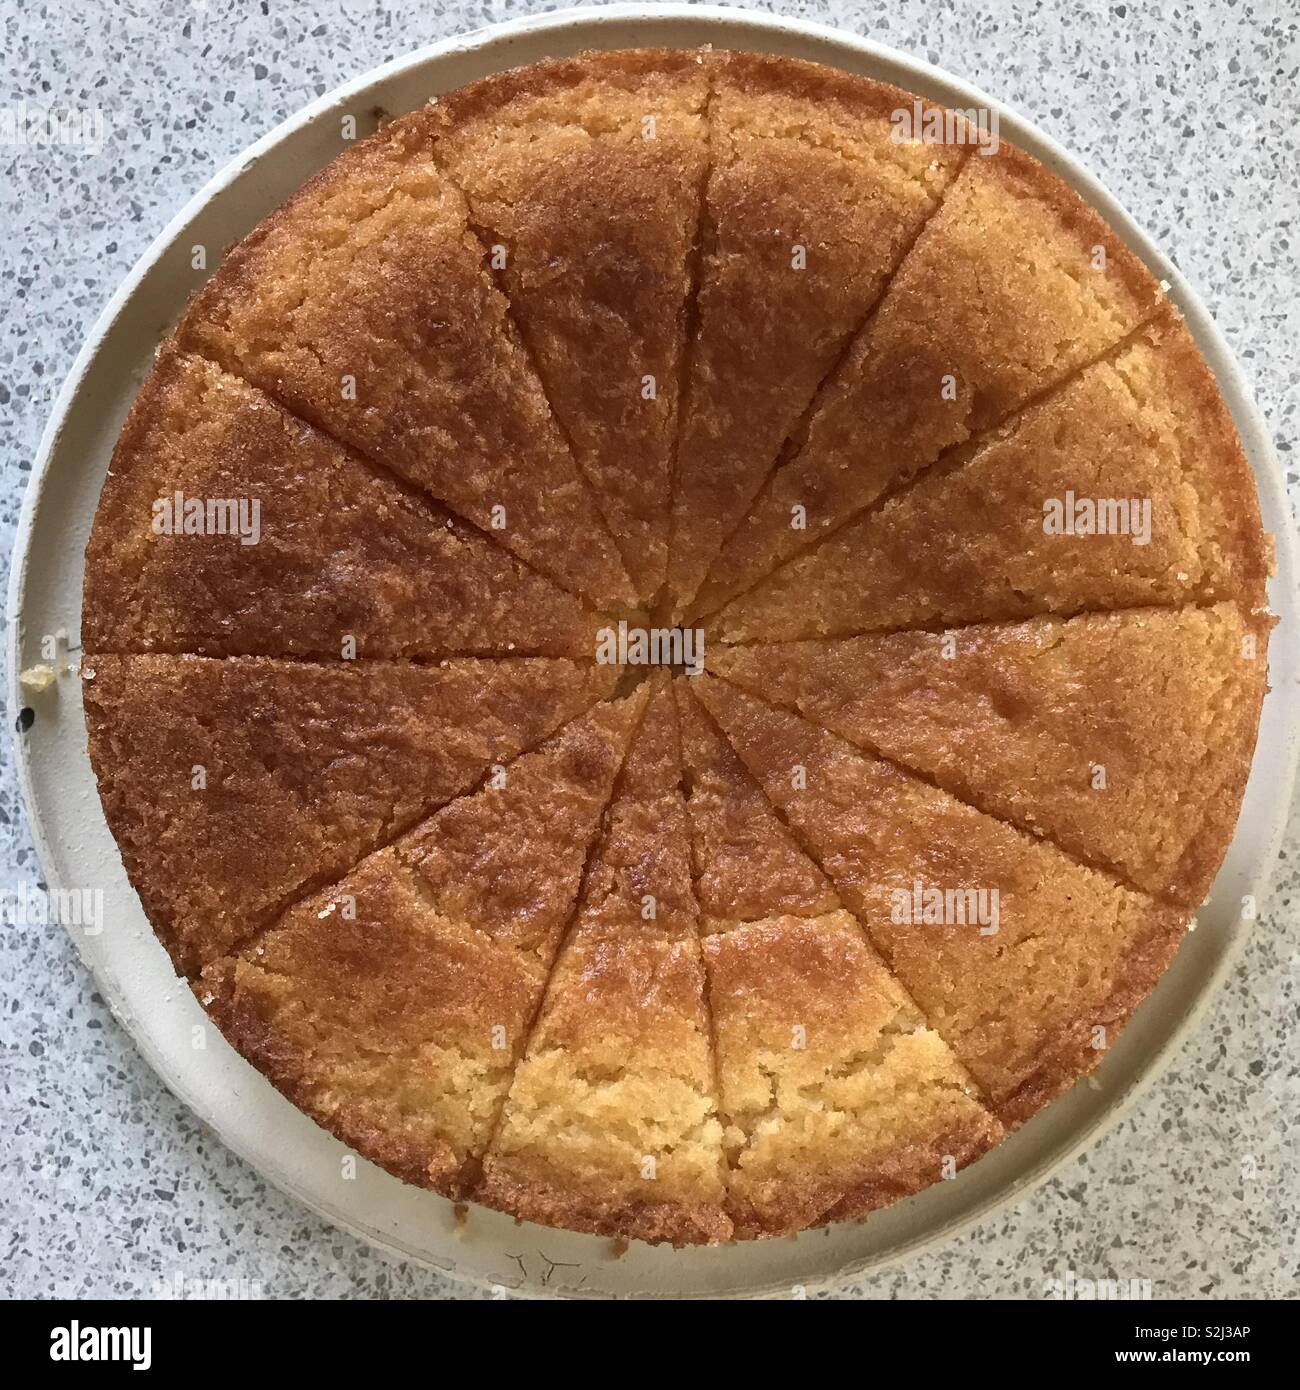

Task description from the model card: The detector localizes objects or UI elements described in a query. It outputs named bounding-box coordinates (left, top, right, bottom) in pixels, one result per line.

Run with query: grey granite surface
left=2, top=0, right=1297, bottom=1300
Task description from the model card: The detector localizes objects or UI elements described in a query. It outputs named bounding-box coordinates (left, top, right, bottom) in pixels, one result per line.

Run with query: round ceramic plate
left=8, top=3, right=1298, bottom=1299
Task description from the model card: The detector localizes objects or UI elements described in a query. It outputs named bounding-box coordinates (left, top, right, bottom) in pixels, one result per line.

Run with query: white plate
left=8, top=4, right=1298, bottom=1299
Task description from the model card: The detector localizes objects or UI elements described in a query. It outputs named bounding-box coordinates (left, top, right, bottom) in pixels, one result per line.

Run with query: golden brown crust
left=713, top=306, right=1274, bottom=643
left=430, top=51, right=710, bottom=600
left=703, top=915, right=1002, bottom=1238
left=667, top=51, right=966, bottom=615
left=429, top=48, right=712, bottom=124
left=676, top=680, right=840, bottom=923
left=83, top=347, right=601, bottom=658
left=994, top=904, right=1186, bottom=1127
left=694, top=139, right=1165, bottom=619
left=474, top=933, right=731, bottom=1246
left=692, top=675, right=1192, bottom=1127
left=201, top=956, right=467, bottom=1194
left=477, top=688, right=731, bottom=1243
left=83, top=653, right=615, bottom=974
left=196, top=849, right=547, bottom=1197
left=571, top=679, right=698, bottom=943
left=193, top=693, right=648, bottom=1195
left=395, top=688, right=649, bottom=968
left=711, top=603, right=1270, bottom=906
left=474, top=1162, right=733, bottom=1247
left=175, top=110, right=634, bottom=610
left=728, top=1120, right=1003, bottom=1240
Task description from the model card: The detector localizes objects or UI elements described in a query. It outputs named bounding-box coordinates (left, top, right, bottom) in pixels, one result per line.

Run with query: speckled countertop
left=2, top=0, right=1297, bottom=1300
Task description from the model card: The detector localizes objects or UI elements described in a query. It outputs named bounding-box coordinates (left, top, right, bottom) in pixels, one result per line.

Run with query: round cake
left=81, top=48, right=1273, bottom=1245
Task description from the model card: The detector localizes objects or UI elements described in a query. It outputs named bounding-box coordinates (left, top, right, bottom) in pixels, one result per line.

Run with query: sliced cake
left=84, top=349, right=601, bottom=659
left=476, top=682, right=731, bottom=1244
left=196, top=692, right=645, bottom=1195
left=693, top=142, right=1164, bottom=617
left=666, top=51, right=966, bottom=616
left=713, top=309, right=1271, bottom=642
left=693, top=675, right=1189, bottom=1126
left=677, top=685, right=1001, bottom=1237
left=82, top=653, right=615, bottom=973
left=395, top=684, right=650, bottom=971
left=711, top=603, right=1268, bottom=905
left=176, top=111, right=635, bottom=609
left=676, top=678, right=840, bottom=926
left=430, top=50, right=710, bottom=600
left=75, top=47, right=1274, bottom=1248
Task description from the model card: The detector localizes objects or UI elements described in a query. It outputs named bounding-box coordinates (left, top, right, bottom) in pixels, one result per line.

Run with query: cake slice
left=430, top=51, right=710, bottom=601
left=693, top=675, right=1189, bottom=1127
left=176, top=111, right=634, bottom=610
left=676, top=685, right=1001, bottom=1237
left=666, top=52, right=966, bottom=615
left=84, top=349, right=601, bottom=659
left=676, top=678, right=840, bottom=926
left=692, top=142, right=1164, bottom=618
left=713, top=309, right=1271, bottom=642
left=82, top=653, right=615, bottom=974
left=712, top=603, right=1268, bottom=906
left=195, top=693, right=645, bottom=1196
left=394, top=684, right=653, bottom=970
left=476, top=682, right=731, bottom=1244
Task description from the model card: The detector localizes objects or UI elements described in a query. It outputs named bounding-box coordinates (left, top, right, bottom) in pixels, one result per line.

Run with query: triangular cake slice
left=693, top=142, right=1164, bottom=617
left=196, top=694, right=644, bottom=1197
left=84, top=349, right=601, bottom=658
left=476, top=681, right=731, bottom=1244
left=693, top=676, right=1189, bottom=1127
left=176, top=112, right=634, bottom=609
left=83, top=653, right=615, bottom=973
left=677, top=683, right=1000, bottom=1237
left=712, top=603, right=1268, bottom=906
left=713, top=309, right=1271, bottom=642
left=430, top=51, right=710, bottom=600
left=393, top=684, right=654, bottom=971
left=666, top=53, right=966, bottom=615
left=676, top=678, right=840, bottom=927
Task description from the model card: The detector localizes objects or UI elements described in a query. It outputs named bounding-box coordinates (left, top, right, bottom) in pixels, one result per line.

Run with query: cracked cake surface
left=80, top=46, right=1272, bottom=1246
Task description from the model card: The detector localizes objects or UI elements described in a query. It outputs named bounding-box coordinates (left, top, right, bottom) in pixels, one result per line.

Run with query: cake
left=80, top=48, right=1272, bottom=1245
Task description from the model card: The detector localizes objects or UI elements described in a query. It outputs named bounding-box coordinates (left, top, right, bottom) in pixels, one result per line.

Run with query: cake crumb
left=20, top=664, right=56, bottom=693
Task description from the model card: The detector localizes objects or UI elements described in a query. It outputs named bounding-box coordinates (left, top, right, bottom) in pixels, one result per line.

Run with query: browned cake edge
left=1161, top=608, right=1273, bottom=907
left=971, top=141, right=1164, bottom=325
left=194, top=960, right=467, bottom=1197
left=472, top=1159, right=733, bottom=1247
left=81, top=656, right=196, bottom=978
left=711, top=45, right=972, bottom=121
left=995, top=901, right=1189, bottom=1128
left=173, top=112, right=437, bottom=356
left=728, top=1117, right=1003, bottom=1241
left=1145, top=307, right=1275, bottom=620
left=82, top=346, right=189, bottom=651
